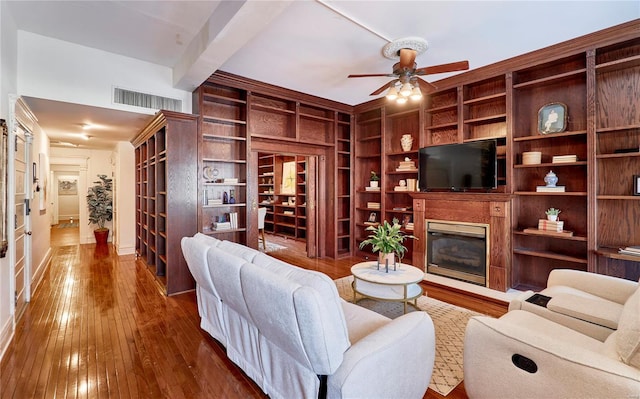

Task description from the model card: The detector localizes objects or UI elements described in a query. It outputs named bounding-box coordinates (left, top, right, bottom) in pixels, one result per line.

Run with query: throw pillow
left=616, top=284, right=640, bottom=368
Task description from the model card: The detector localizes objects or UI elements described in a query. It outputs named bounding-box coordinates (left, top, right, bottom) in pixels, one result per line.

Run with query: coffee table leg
left=403, top=284, right=408, bottom=314
left=352, top=279, right=356, bottom=303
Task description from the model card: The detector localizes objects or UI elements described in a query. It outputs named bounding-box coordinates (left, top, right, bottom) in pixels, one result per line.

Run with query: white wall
left=17, top=31, right=192, bottom=114
left=55, top=173, right=80, bottom=221
left=50, top=147, right=115, bottom=244
left=29, top=120, right=52, bottom=297
left=0, top=1, right=18, bottom=360
left=114, top=141, right=135, bottom=256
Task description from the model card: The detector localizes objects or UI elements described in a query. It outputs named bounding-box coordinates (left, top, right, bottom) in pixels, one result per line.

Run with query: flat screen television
left=418, top=140, right=497, bottom=191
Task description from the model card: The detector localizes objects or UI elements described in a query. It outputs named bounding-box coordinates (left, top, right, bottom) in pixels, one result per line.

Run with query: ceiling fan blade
left=415, top=60, right=470, bottom=76
left=348, top=73, right=395, bottom=78
left=370, top=79, right=399, bottom=96
left=416, top=77, right=437, bottom=93
left=398, top=48, right=417, bottom=69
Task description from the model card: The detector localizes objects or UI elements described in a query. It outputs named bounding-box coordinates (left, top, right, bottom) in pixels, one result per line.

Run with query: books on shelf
left=524, top=228, right=573, bottom=237
left=213, top=222, right=231, bottom=230
left=536, top=186, right=566, bottom=192
left=365, top=186, right=381, bottom=191
left=394, top=186, right=409, bottom=191
left=223, top=178, right=239, bottom=184
left=618, top=245, right=640, bottom=257
left=367, top=202, right=381, bottom=209
left=405, top=222, right=414, bottom=231
left=538, top=219, right=564, bottom=232
left=552, top=155, right=578, bottom=163
left=396, top=160, right=417, bottom=171
left=229, top=212, right=238, bottom=229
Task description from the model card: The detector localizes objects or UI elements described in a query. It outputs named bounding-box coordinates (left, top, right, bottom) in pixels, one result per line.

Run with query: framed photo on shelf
left=634, top=175, right=640, bottom=196
left=368, top=212, right=377, bottom=223
left=538, top=102, right=567, bottom=134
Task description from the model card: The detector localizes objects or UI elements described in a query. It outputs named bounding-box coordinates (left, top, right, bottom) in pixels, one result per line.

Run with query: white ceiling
left=6, top=1, right=639, bottom=150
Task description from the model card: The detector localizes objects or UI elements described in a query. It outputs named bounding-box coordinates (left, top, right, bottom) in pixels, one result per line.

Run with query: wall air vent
left=113, top=87, right=182, bottom=112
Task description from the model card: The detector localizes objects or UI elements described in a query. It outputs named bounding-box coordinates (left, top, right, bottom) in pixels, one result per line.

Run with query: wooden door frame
left=249, top=139, right=332, bottom=258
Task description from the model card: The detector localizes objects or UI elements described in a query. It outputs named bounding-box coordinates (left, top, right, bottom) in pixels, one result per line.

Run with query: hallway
left=50, top=220, right=80, bottom=247
left=0, top=243, right=266, bottom=398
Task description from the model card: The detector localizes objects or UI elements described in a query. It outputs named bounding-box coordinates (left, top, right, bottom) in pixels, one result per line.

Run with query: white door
left=13, top=125, right=31, bottom=318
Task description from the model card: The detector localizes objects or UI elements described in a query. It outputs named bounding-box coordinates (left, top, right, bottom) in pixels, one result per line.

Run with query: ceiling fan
left=348, top=37, right=469, bottom=101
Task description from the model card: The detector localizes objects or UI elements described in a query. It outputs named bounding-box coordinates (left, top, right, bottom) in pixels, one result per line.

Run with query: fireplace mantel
left=411, top=193, right=513, bottom=291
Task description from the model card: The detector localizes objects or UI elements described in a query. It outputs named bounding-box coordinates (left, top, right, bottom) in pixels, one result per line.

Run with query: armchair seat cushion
left=616, top=287, right=640, bottom=368
left=547, top=293, right=623, bottom=329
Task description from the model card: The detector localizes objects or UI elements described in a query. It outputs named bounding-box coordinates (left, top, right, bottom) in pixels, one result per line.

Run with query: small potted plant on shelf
left=369, top=171, right=380, bottom=188
left=359, top=218, right=416, bottom=270
left=545, top=207, right=561, bottom=221
left=87, top=174, right=113, bottom=245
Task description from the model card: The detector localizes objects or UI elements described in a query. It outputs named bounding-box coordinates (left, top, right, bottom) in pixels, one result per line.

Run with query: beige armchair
left=464, top=284, right=640, bottom=399
left=509, top=269, right=638, bottom=341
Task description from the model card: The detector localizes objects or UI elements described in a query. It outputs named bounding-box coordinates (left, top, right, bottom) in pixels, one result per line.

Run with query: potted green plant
left=369, top=171, right=380, bottom=188
left=359, top=218, right=416, bottom=267
left=545, top=207, right=561, bottom=221
left=87, top=174, right=113, bottom=244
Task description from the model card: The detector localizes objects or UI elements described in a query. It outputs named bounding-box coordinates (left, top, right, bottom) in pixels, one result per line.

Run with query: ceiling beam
left=172, top=0, right=294, bottom=91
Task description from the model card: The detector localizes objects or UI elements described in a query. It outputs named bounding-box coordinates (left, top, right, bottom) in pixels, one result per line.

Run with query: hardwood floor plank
left=1, top=228, right=507, bottom=399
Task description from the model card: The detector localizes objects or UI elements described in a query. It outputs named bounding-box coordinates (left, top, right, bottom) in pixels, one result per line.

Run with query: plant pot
left=547, top=215, right=558, bottom=222
left=94, top=228, right=109, bottom=245
left=370, top=180, right=379, bottom=188
left=378, top=252, right=395, bottom=267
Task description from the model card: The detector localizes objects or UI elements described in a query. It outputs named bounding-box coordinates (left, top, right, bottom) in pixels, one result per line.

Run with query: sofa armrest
left=328, top=311, right=435, bottom=399
left=547, top=269, right=638, bottom=304
left=508, top=290, right=535, bottom=311
left=464, top=313, right=640, bottom=399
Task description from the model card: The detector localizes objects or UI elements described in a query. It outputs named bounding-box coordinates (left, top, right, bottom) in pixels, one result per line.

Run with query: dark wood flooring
left=1, top=230, right=507, bottom=398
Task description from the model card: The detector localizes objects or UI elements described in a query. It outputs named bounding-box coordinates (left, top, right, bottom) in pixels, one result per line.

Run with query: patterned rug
left=56, top=223, right=79, bottom=229
left=335, top=276, right=482, bottom=397
left=263, top=241, right=287, bottom=253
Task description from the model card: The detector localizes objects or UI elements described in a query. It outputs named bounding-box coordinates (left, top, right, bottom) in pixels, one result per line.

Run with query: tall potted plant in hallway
left=87, top=174, right=113, bottom=245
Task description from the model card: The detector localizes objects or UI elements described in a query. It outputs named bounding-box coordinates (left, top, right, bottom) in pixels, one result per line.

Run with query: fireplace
left=426, top=220, right=489, bottom=286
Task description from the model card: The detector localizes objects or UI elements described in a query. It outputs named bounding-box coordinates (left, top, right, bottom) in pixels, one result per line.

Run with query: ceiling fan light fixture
left=400, top=82, right=413, bottom=97
left=410, top=86, right=422, bottom=101
left=396, top=96, right=408, bottom=104
left=386, top=85, right=399, bottom=100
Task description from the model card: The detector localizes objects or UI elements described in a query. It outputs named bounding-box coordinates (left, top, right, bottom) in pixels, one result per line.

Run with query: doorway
left=253, top=150, right=320, bottom=258
left=50, top=167, right=80, bottom=246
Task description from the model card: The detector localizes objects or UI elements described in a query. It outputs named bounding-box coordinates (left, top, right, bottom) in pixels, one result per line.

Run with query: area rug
left=335, top=275, right=482, bottom=397
left=56, top=223, right=79, bottom=229
left=263, top=241, right=287, bottom=253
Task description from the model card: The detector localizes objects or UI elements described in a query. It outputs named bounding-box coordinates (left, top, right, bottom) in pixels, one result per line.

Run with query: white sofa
left=509, top=269, right=639, bottom=341
left=464, top=277, right=640, bottom=399
left=181, top=233, right=436, bottom=399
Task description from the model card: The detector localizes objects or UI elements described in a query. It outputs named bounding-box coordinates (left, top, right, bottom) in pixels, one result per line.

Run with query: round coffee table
left=351, top=261, right=424, bottom=314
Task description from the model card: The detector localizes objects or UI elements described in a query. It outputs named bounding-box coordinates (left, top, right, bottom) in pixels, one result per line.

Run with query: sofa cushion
left=181, top=236, right=218, bottom=296
left=341, top=300, right=390, bottom=343
left=192, top=232, right=221, bottom=247
left=547, top=293, right=623, bottom=329
left=218, top=240, right=260, bottom=262
left=240, top=261, right=350, bottom=375
left=616, top=285, right=640, bottom=368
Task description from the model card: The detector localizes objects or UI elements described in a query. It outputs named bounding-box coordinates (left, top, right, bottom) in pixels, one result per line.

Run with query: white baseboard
left=0, top=315, right=14, bottom=363
left=116, top=245, right=135, bottom=256
left=31, top=247, right=52, bottom=295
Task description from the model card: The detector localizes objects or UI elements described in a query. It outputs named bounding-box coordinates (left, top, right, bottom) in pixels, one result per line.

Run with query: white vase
left=401, top=134, right=413, bottom=152
left=547, top=214, right=558, bottom=221
left=370, top=180, right=379, bottom=188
